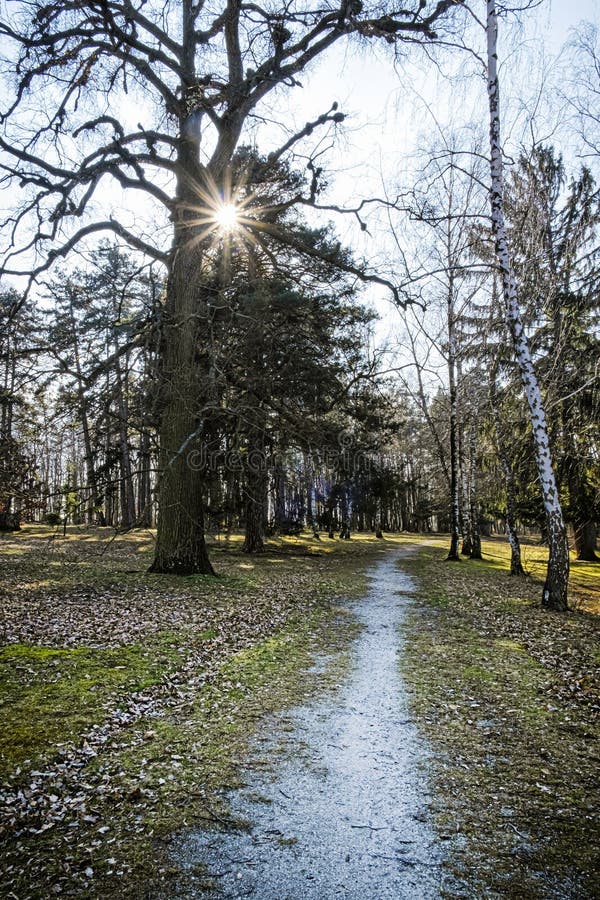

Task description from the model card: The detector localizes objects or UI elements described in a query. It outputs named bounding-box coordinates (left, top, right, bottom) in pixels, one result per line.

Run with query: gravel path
left=174, top=550, right=448, bottom=898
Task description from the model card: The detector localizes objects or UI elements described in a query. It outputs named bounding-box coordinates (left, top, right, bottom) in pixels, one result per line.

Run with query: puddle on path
left=173, top=551, right=449, bottom=898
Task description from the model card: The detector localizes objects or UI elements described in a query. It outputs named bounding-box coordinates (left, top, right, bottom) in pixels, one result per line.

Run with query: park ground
left=0, top=526, right=598, bottom=898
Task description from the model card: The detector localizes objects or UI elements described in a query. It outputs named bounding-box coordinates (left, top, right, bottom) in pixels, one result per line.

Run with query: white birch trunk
left=486, top=0, right=569, bottom=609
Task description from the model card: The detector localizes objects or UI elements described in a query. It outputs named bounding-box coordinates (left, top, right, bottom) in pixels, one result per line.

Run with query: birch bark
left=486, top=0, right=569, bottom=609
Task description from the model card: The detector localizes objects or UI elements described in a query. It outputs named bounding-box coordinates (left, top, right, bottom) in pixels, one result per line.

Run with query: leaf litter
left=401, top=538, right=599, bottom=899
left=0, top=526, right=376, bottom=897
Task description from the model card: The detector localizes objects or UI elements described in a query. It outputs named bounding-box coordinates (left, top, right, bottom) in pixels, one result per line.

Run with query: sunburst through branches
left=179, top=163, right=278, bottom=280
left=214, top=203, right=239, bottom=231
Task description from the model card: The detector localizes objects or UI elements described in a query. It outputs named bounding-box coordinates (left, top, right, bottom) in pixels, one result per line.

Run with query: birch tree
left=484, top=0, right=569, bottom=609
left=503, top=148, right=600, bottom=563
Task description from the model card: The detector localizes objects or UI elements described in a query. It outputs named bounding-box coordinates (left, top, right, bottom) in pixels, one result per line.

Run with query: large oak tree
left=0, top=0, right=463, bottom=573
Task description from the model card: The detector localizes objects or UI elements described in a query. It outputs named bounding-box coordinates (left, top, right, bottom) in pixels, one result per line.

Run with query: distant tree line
left=1, top=143, right=597, bottom=565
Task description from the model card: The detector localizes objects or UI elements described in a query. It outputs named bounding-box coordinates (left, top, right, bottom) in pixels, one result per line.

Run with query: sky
left=1, top=0, right=598, bottom=310
left=274, top=0, right=600, bottom=348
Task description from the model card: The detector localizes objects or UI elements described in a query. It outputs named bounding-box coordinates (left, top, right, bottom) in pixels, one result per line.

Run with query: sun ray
left=173, top=164, right=284, bottom=277
left=214, top=203, right=238, bottom=231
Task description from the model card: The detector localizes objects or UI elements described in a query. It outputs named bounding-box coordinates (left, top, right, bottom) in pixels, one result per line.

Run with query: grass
left=400, top=535, right=600, bottom=899
left=0, top=524, right=378, bottom=898
left=395, top=530, right=600, bottom=612
left=0, top=639, right=182, bottom=774
left=1, top=525, right=597, bottom=897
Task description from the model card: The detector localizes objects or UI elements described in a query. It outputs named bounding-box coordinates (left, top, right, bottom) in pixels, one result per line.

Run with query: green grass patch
left=0, top=639, right=183, bottom=776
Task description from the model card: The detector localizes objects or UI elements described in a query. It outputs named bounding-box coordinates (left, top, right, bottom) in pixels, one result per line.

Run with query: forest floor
left=0, top=526, right=598, bottom=898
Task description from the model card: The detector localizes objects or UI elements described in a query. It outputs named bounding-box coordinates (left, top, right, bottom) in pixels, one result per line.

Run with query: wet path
left=175, top=550, right=446, bottom=898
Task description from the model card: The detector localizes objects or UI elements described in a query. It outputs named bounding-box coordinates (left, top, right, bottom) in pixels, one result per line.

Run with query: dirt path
left=174, top=551, right=450, bottom=898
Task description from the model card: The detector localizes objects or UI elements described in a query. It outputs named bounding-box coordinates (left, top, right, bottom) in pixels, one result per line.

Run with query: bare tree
left=565, top=20, right=600, bottom=160
left=392, top=134, right=487, bottom=560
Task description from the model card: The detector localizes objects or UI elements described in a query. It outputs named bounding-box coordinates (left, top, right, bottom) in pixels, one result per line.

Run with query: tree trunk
left=243, top=475, right=266, bottom=552
left=115, top=359, right=136, bottom=530
left=574, top=521, right=598, bottom=562
left=150, top=1, right=218, bottom=575
left=304, top=452, right=320, bottom=539
left=457, top=362, right=472, bottom=556
left=68, top=293, right=104, bottom=525
left=340, top=489, right=351, bottom=539
left=243, top=422, right=267, bottom=554
left=375, top=497, right=383, bottom=539
left=446, top=298, right=461, bottom=561
left=468, top=425, right=482, bottom=559
left=137, top=429, right=153, bottom=527
left=149, top=241, right=214, bottom=575
left=488, top=292, right=526, bottom=576
left=273, top=462, right=286, bottom=531
left=459, top=426, right=473, bottom=556
left=486, top=0, right=569, bottom=609
left=490, top=378, right=525, bottom=576
left=563, top=408, right=598, bottom=562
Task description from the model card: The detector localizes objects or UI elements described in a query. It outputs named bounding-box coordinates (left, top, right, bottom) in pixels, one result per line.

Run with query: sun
left=214, top=203, right=239, bottom=231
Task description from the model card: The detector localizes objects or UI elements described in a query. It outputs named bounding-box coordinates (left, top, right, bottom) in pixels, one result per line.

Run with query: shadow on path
left=173, top=550, right=449, bottom=898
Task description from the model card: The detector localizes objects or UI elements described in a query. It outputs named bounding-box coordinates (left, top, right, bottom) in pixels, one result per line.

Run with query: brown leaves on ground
left=0, top=526, right=374, bottom=898
left=402, top=538, right=599, bottom=899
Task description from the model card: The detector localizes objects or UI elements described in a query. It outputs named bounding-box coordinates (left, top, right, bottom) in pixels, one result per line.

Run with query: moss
left=495, top=638, right=527, bottom=652
left=462, top=664, right=493, bottom=681
left=0, top=639, right=182, bottom=775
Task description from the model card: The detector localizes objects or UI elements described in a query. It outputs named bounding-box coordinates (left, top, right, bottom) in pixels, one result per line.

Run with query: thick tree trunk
left=486, top=0, right=569, bottom=609
left=243, top=477, right=266, bottom=552
left=149, top=242, right=214, bottom=575
left=150, top=0, right=217, bottom=575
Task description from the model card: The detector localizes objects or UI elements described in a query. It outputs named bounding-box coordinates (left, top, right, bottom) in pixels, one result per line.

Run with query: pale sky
left=1, top=0, right=598, bottom=298
left=287, top=0, right=600, bottom=336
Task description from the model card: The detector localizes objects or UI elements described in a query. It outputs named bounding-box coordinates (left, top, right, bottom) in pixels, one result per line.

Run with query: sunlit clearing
left=214, top=203, right=238, bottom=231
